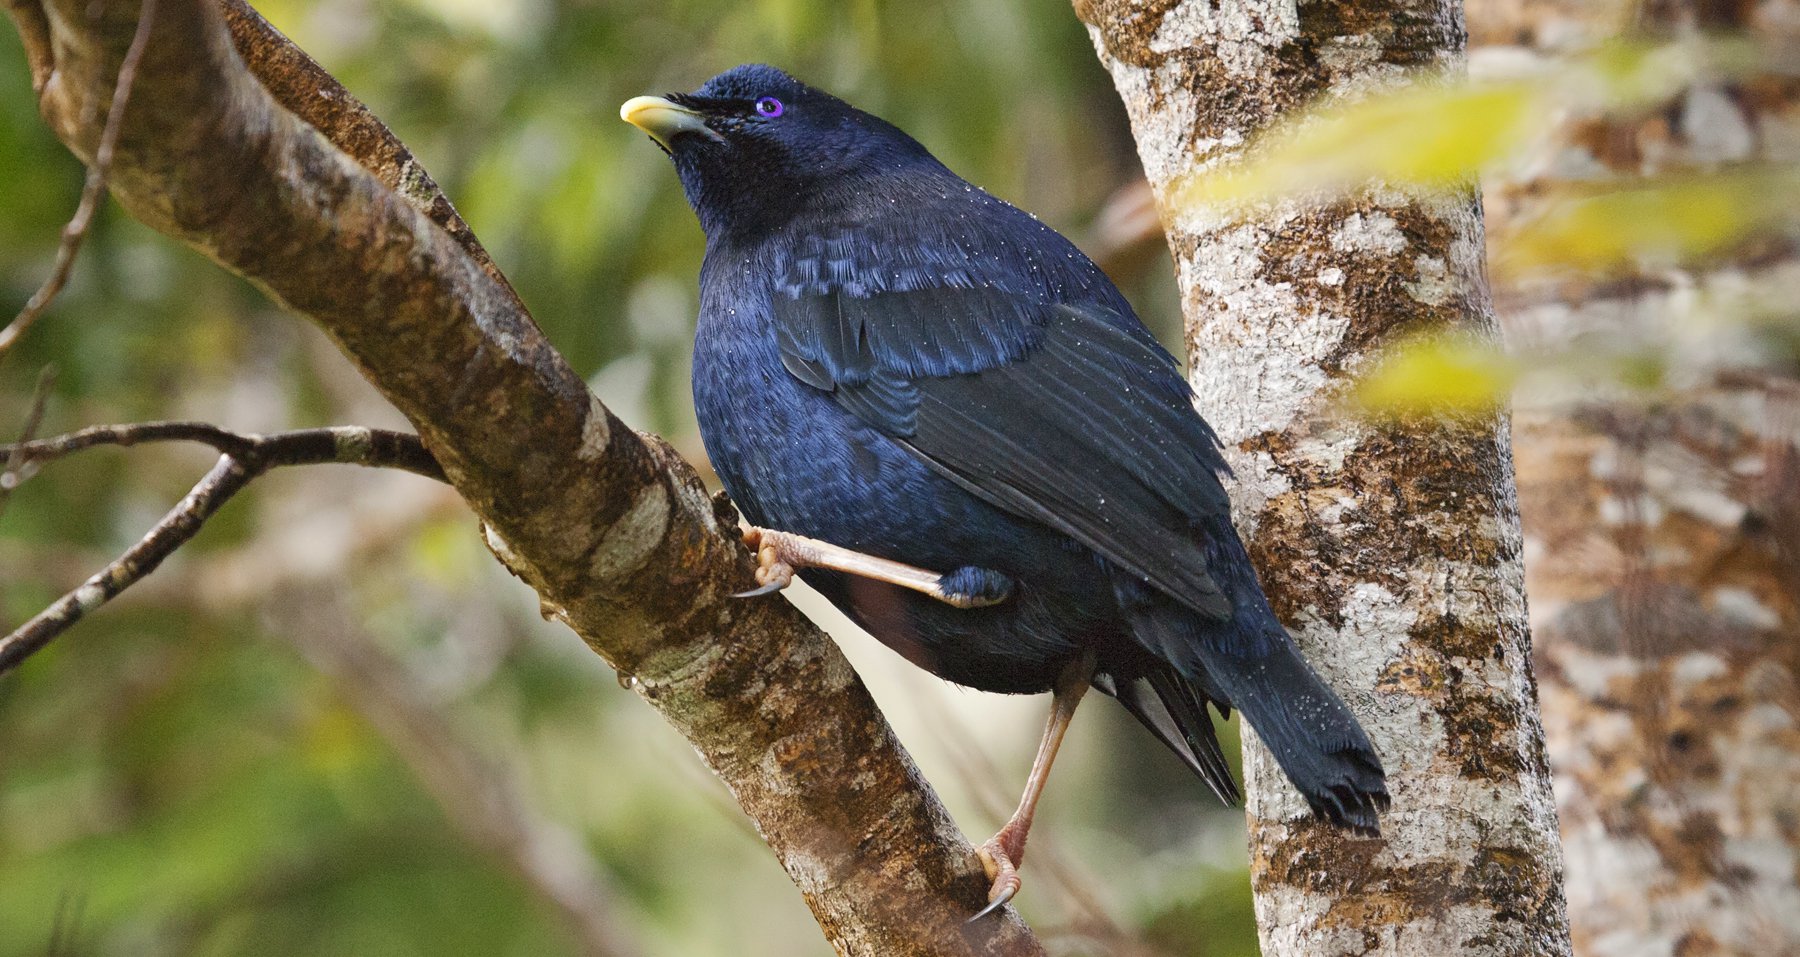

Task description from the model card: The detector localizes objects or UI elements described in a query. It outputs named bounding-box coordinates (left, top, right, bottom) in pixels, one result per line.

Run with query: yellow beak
left=620, top=95, right=722, bottom=149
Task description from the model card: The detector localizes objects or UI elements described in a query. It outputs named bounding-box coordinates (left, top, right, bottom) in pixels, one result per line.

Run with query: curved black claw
left=732, top=579, right=786, bottom=599
left=967, top=885, right=1017, bottom=923
left=967, top=836, right=1022, bottom=923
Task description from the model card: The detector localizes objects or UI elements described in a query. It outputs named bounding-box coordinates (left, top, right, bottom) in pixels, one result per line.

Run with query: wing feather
left=770, top=280, right=1235, bottom=621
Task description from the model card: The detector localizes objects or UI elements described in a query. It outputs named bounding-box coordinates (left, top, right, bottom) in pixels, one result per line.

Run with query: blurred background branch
left=0, top=364, right=54, bottom=517
left=272, top=584, right=644, bottom=957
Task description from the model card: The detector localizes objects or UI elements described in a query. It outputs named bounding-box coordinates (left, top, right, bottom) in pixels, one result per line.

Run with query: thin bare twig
left=1, top=422, right=444, bottom=481
left=0, top=0, right=157, bottom=356
left=0, top=365, right=56, bottom=517
left=0, top=422, right=444, bottom=674
left=0, top=454, right=252, bottom=673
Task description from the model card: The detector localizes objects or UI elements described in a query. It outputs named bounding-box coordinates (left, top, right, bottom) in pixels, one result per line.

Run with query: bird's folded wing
left=773, top=287, right=1235, bottom=621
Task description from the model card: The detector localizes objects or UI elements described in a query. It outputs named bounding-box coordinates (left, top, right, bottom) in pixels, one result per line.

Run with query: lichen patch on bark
left=586, top=479, right=671, bottom=581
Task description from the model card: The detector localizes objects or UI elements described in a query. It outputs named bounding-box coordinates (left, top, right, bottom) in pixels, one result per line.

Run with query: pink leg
left=970, top=651, right=1096, bottom=921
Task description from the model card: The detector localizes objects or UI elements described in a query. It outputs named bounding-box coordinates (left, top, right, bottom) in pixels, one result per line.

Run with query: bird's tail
left=1113, top=581, right=1388, bottom=835
left=1095, top=664, right=1240, bottom=807
left=1200, top=633, right=1388, bottom=834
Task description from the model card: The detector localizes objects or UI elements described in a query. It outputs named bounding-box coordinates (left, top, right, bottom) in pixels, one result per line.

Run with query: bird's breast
left=692, top=298, right=919, bottom=553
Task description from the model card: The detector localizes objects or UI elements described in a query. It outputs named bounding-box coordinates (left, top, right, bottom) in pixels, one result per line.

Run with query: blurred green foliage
left=1353, top=334, right=1519, bottom=418
left=1177, top=81, right=1543, bottom=210
left=1176, top=38, right=1766, bottom=214
left=0, top=2, right=1238, bottom=956
left=1498, top=169, right=1800, bottom=276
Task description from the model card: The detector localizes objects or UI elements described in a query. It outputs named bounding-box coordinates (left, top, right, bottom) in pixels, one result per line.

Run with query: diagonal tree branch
left=214, top=0, right=519, bottom=303
left=0, top=0, right=1041, bottom=952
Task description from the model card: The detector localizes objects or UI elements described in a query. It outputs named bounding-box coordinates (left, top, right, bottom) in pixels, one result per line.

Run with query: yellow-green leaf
left=1171, top=36, right=1768, bottom=215
left=1176, top=82, right=1543, bottom=212
left=1497, top=170, right=1800, bottom=275
left=1354, top=336, right=1519, bottom=415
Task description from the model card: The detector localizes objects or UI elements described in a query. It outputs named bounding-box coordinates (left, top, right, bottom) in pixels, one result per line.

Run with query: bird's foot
left=937, top=565, right=1014, bottom=609
left=969, top=824, right=1028, bottom=921
left=733, top=527, right=802, bottom=598
left=731, top=527, right=1013, bottom=610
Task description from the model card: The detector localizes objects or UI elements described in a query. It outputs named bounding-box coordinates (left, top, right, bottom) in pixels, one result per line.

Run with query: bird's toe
left=733, top=527, right=798, bottom=599
left=937, top=566, right=1014, bottom=609
left=969, top=836, right=1023, bottom=922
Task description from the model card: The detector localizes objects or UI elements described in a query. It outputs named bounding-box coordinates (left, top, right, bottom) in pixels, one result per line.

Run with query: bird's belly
left=692, top=335, right=1114, bottom=692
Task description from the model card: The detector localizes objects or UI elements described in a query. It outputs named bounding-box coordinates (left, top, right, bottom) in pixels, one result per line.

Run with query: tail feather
left=1207, top=639, right=1389, bottom=835
left=1097, top=668, right=1240, bottom=806
left=1113, top=576, right=1388, bottom=835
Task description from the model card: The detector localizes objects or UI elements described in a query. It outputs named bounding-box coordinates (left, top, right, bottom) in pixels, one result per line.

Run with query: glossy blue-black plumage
left=647, top=65, right=1386, bottom=831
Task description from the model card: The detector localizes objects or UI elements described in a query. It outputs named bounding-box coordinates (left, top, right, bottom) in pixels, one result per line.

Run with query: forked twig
left=0, top=365, right=56, bottom=517
left=0, top=422, right=442, bottom=674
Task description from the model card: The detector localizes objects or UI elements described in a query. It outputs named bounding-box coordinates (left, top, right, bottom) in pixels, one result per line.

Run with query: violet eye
left=754, top=96, right=785, bottom=118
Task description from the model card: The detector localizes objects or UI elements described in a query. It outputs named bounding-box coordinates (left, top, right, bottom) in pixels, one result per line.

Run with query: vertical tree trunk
left=1514, top=390, right=1800, bottom=957
left=1075, top=2, right=1572, bottom=954
left=1470, top=1, right=1800, bottom=954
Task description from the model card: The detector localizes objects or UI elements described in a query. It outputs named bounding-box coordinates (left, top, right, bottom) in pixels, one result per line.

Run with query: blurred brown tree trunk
left=1472, top=1, right=1800, bottom=954
left=1077, top=1, right=1572, bottom=954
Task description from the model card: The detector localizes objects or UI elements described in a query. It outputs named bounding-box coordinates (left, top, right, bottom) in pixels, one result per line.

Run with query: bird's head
left=622, top=64, right=940, bottom=241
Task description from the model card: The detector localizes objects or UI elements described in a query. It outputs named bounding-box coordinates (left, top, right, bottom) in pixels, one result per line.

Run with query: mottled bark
left=1472, top=1, right=1800, bottom=954
left=1075, top=2, right=1571, bottom=955
left=1514, top=389, right=1800, bottom=957
left=0, top=0, right=1045, bottom=951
